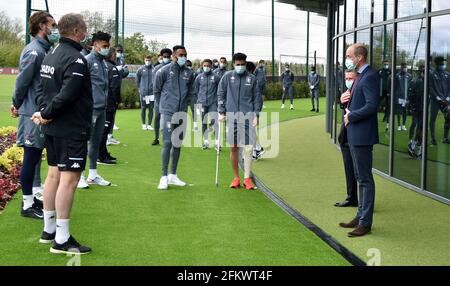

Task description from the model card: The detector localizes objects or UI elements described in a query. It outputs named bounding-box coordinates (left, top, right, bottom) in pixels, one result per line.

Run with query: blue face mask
left=345, top=58, right=356, bottom=71
left=345, top=80, right=354, bottom=90
left=177, top=56, right=187, bottom=66
left=439, top=64, right=447, bottom=71
left=48, top=28, right=60, bottom=44
left=203, top=67, right=211, bottom=73
left=163, top=58, right=170, bottom=64
left=99, top=48, right=110, bottom=57
left=235, top=65, right=246, bottom=74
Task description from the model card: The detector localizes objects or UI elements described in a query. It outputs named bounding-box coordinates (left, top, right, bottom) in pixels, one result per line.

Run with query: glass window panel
left=397, top=0, right=427, bottom=18
left=427, top=15, right=450, bottom=199
left=392, top=20, right=426, bottom=187
left=431, top=0, right=450, bottom=12
left=374, top=0, right=394, bottom=23
left=335, top=37, right=344, bottom=127
left=373, top=24, right=393, bottom=174
left=339, top=2, right=344, bottom=34
left=346, top=0, right=355, bottom=31
left=356, top=29, right=371, bottom=60
left=357, top=0, right=372, bottom=27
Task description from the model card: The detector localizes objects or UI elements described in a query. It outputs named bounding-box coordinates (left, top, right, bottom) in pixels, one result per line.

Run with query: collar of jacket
left=34, top=35, right=52, bottom=52
left=233, top=70, right=249, bottom=77
left=59, top=37, right=83, bottom=51
left=92, top=50, right=105, bottom=60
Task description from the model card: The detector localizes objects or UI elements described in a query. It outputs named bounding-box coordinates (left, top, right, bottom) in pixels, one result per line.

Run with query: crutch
left=215, top=120, right=222, bottom=190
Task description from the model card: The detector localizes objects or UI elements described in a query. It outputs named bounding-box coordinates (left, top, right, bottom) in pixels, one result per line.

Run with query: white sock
left=55, top=219, right=70, bottom=244
left=43, top=210, right=56, bottom=234
left=88, top=169, right=98, bottom=180
left=194, top=122, right=198, bottom=128
left=23, top=195, right=34, bottom=210
left=243, top=146, right=253, bottom=179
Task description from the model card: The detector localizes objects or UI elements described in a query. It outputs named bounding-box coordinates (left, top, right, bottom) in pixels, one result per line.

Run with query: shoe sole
left=50, top=248, right=91, bottom=255
left=348, top=231, right=371, bottom=238
left=39, top=239, right=54, bottom=244
left=168, top=183, right=187, bottom=187
left=97, top=162, right=116, bottom=165
left=21, top=213, right=43, bottom=219
left=87, top=182, right=111, bottom=186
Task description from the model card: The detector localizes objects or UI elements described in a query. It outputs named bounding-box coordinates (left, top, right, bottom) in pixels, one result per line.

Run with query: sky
left=1, top=0, right=328, bottom=64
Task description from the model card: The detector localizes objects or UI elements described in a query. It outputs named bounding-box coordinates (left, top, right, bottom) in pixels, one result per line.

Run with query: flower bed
left=0, top=127, right=22, bottom=212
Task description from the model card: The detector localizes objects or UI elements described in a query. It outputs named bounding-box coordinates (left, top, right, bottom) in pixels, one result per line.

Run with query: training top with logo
left=36, top=37, right=93, bottom=140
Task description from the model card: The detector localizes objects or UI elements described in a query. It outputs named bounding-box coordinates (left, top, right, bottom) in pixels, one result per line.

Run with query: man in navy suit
left=339, top=44, right=380, bottom=237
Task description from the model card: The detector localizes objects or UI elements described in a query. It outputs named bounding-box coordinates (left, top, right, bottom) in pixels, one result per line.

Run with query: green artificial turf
left=0, top=74, right=346, bottom=266
left=252, top=115, right=450, bottom=266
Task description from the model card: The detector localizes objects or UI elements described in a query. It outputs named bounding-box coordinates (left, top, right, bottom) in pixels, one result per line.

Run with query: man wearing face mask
left=186, top=59, right=199, bottom=131
left=32, top=13, right=92, bottom=254
left=151, top=48, right=173, bottom=146
left=194, top=59, right=221, bottom=150
left=115, top=45, right=125, bottom=66
left=254, top=60, right=267, bottom=108
left=80, top=35, right=92, bottom=56
left=77, top=31, right=112, bottom=189
left=429, top=56, right=450, bottom=145
left=340, top=43, right=380, bottom=237
left=379, top=60, right=392, bottom=129
left=407, top=65, right=425, bottom=158
left=212, top=59, right=220, bottom=71
left=394, top=63, right=412, bottom=131
left=335, top=70, right=359, bottom=208
left=308, top=66, right=320, bottom=112
left=281, top=64, right=295, bottom=110
left=214, top=57, right=228, bottom=79
left=154, top=45, right=195, bottom=190
left=11, top=11, right=58, bottom=219
left=218, top=52, right=262, bottom=190
left=136, top=55, right=155, bottom=131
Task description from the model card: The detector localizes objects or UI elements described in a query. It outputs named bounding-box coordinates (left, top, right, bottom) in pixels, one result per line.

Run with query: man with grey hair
left=339, top=43, right=380, bottom=237
left=33, top=13, right=92, bottom=254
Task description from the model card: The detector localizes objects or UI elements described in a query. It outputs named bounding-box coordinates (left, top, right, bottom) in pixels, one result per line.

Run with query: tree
left=0, top=10, right=24, bottom=67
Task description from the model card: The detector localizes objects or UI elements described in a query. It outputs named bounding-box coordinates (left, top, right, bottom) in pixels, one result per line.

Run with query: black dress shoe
left=152, top=139, right=160, bottom=146
left=310, top=108, right=316, bottom=112
left=334, top=200, right=358, bottom=207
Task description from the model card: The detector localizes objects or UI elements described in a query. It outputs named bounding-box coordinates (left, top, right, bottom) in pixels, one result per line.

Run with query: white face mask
left=219, top=63, right=226, bottom=69
left=145, top=60, right=151, bottom=66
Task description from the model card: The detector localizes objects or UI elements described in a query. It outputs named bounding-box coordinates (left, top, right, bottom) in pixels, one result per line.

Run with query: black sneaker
left=152, top=139, right=160, bottom=146
left=443, top=138, right=450, bottom=144
left=107, top=154, right=117, bottom=162
left=202, top=142, right=209, bottom=150
left=50, top=235, right=91, bottom=255
left=21, top=204, right=43, bottom=219
left=431, top=139, right=438, bottom=146
left=33, top=197, right=43, bottom=210
left=39, top=231, right=55, bottom=244
left=310, top=108, right=316, bottom=112
left=316, top=108, right=319, bottom=113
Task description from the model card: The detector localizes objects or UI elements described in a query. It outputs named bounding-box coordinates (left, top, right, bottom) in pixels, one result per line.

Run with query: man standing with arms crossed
left=154, top=45, right=195, bottom=190
left=33, top=13, right=92, bottom=253
left=340, top=43, right=380, bottom=237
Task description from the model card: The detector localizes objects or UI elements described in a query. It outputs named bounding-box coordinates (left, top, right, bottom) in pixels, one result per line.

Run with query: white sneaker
left=168, top=174, right=187, bottom=186
left=142, top=124, right=147, bottom=130
left=193, top=122, right=198, bottom=132
left=290, top=104, right=294, bottom=110
left=113, top=124, right=119, bottom=130
left=397, top=126, right=402, bottom=131
left=402, top=125, right=407, bottom=131
left=32, top=186, right=44, bottom=201
left=107, top=136, right=120, bottom=145
left=87, top=175, right=111, bottom=186
left=158, top=176, right=168, bottom=190
left=147, top=125, right=154, bottom=130
left=263, top=105, right=266, bottom=109
left=281, top=104, right=285, bottom=109
left=77, top=175, right=89, bottom=189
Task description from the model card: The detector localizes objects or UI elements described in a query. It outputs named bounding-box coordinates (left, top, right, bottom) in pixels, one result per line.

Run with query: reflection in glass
left=357, top=0, right=372, bottom=27
left=346, top=0, right=355, bottom=31
left=397, top=0, right=427, bottom=18
left=392, top=20, right=426, bottom=187
left=427, top=15, right=450, bottom=199
left=374, top=0, right=394, bottom=23
left=373, top=25, right=393, bottom=174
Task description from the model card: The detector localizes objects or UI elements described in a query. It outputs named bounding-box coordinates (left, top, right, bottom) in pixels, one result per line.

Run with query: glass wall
left=427, top=14, right=450, bottom=199
left=329, top=0, right=450, bottom=203
left=393, top=19, right=426, bottom=187
left=372, top=24, right=393, bottom=174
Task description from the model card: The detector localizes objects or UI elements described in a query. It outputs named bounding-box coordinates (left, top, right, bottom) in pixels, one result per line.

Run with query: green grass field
left=0, top=75, right=348, bottom=266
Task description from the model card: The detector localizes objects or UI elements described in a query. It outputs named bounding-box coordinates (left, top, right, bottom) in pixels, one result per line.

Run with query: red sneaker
left=230, top=177, right=241, bottom=188
left=244, top=178, right=257, bottom=190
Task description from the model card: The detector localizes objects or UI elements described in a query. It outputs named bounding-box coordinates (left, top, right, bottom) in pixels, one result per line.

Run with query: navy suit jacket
left=347, top=65, right=380, bottom=146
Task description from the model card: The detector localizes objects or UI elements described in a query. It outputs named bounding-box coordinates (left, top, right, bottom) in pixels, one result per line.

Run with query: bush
left=0, top=145, right=23, bottom=173
left=120, top=79, right=140, bottom=109
left=264, top=81, right=326, bottom=100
